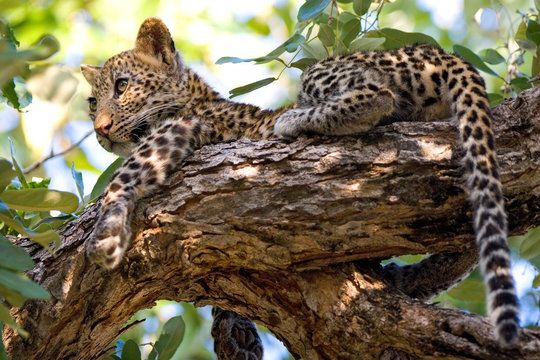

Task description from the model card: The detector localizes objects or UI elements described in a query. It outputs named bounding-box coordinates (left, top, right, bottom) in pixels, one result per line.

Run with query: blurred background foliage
left=0, top=0, right=539, bottom=359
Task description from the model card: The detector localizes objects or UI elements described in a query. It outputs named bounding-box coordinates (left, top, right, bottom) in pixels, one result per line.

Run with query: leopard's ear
left=80, top=64, right=101, bottom=85
left=135, top=17, right=177, bottom=68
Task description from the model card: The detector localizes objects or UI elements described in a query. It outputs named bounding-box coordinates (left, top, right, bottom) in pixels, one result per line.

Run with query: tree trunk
left=3, top=85, right=540, bottom=359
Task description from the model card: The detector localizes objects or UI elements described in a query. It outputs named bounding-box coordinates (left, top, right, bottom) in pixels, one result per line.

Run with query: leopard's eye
left=88, top=97, right=97, bottom=112
left=115, top=78, right=128, bottom=95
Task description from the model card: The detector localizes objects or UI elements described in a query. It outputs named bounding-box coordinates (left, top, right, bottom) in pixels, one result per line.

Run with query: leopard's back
left=297, top=44, right=459, bottom=123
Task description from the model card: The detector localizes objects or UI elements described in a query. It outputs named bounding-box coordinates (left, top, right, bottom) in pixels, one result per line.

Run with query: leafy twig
left=23, top=129, right=94, bottom=174
left=329, top=0, right=336, bottom=27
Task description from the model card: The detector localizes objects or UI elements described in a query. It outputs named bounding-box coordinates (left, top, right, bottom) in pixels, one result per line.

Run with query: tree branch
left=3, top=86, right=540, bottom=359
left=23, top=130, right=94, bottom=174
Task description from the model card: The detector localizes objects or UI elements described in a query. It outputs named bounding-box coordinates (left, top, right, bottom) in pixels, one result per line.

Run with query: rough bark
left=3, top=85, right=540, bottom=359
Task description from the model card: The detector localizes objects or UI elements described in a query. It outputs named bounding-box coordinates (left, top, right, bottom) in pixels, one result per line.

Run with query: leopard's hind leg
left=274, top=84, right=395, bottom=137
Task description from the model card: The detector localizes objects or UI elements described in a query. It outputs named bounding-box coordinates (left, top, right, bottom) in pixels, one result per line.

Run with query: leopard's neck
left=181, top=67, right=292, bottom=140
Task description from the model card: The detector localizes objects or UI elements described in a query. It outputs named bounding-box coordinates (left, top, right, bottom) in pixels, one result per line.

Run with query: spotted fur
left=81, top=17, right=519, bottom=347
left=212, top=307, right=263, bottom=360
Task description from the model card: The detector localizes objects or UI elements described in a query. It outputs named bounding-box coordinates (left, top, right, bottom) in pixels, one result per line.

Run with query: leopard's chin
left=110, top=142, right=136, bottom=158
left=96, top=135, right=112, bottom=153
left=96, top=133, right=136, bottom=158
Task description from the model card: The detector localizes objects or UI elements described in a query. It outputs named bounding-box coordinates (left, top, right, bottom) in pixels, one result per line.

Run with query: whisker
left=131, top=102, right=182, bottom=126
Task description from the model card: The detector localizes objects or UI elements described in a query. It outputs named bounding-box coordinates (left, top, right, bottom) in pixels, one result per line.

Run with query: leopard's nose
left=95, top=115, right=113, bottom=137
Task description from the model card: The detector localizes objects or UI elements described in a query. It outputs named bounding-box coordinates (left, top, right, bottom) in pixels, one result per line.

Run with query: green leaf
left=215, top=55, right=282, bottom=65
left=0, top=19, right=19, bottom=50
left=0, top=158, right=15, bottom=192
left=25, top=178, right=50, bottom=189
left=298, top=0, right=332, bottom=21
left=216, top=34, right=304, bottom=65
left=536, top=0, right=540, bottom=12
left=519, top=226, right=540, bottom=259
left=516, top=21, right=536, bottom=51
left=33, top=214, right=76, bottom=231
left=453, top=44, right=501, bottom=78
left=215, top=56, right=253, bottom=64
left=353, top=0, right=371, bottom=16
left=0, top=302, right=28, bottom=337
left=245, top=17, right=271, bottom=36
left=0, top=78, right=32, bottom=111
left=0, top=282, right=27, bottom=307
left=487, top=93, right=504, bottom=107
left=121, top=339, right=141, bottom=360
left=0, top=20, right=59, bottom=89
left=0, top=188, right=79, bottom=213
left=533, top=46, right=540, bottom=78
left=1, top=80, right=21, bottom=110
left=0, top=200, right=60, bottom=249
left=339, top=18, right=361, bottom=48
left=365, top=28, right=438, bottom=49
left=282, top=33, right=305, bottom=53
left=71, top=163, right=84, bottom=201
left=349, top=37, right=386, bottom=51
left=0, top=268, right=50, bottom=300
left=34, top=35, right=60, bottom=60
left=32, top=221, right=60, bottom=233
left=510, top=77, right=532, bottom=94
left=526, top=19, right=540, bottom=45
left=447, top=279, right=485, bottom=302
left=479, top=48, right=505, bottom=65
left=9, top=141, right=27, bottom=188
left=23, top=230, right=59, bottom=249
left=0, top=235, right=34, bottom=272
left=318, top=23, right=335, bottom=47
left=290, top=58, right=317, bottom=71
left=105, top=356, right=121, bottom=360
left=299, top=42, right=327, bottom=60
left=533, top=274, right=540, bottom=288
left=294, top=20, right=311, bottom=34
left=0, top=199, right=24, bottom=231
left=0, top=19, right=24, bottom=90
left=530, top=254, right=540, bottom=270
left=148, top=316, right=185, bottom=360
left=0, top=35, right=59, bottom=62
left=229, top=77, right=276, bottom=98
left=507, top=234, right=524, bottom=249
left=337, top=11, right=357, bottom=28
left=89, top=157, right=124, bottom=201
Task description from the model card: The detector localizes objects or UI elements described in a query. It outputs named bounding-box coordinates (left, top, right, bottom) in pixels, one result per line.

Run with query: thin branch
left=23, top=130, right=94, bottom=174
left=97, top=319, right=146, bottom=359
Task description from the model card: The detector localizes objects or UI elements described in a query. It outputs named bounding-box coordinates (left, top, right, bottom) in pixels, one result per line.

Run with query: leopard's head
left=81, top=17, right=189, bottom=157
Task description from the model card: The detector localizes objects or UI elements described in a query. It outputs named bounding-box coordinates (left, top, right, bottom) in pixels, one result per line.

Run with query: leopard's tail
left=448, top=58, right=519, bottom=345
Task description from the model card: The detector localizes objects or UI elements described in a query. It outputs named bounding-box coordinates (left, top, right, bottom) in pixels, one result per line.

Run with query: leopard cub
left=82, top=17, right=519, bottom=348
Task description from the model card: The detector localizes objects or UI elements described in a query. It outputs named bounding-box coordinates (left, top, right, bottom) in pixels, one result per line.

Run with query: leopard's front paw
left=274, top=110, right=304, bottom=138
left=86, top=207, right=131, bottom=269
